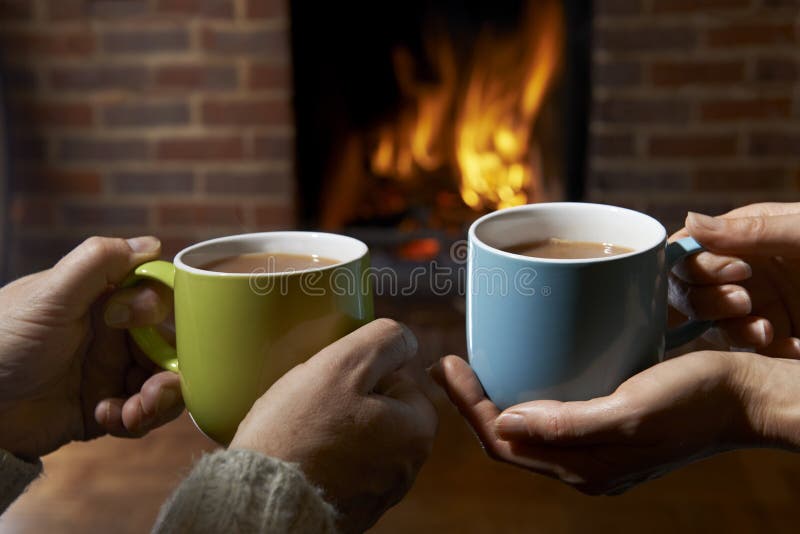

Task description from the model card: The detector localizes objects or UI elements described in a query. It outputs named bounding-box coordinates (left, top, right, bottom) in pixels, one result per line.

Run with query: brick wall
left=588, top=0, right=800, bottom=232
left=0, top=0, right=293, bottom=278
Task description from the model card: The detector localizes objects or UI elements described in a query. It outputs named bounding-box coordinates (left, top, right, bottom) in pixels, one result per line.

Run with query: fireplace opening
left=290, top=0, right=591, bottom=289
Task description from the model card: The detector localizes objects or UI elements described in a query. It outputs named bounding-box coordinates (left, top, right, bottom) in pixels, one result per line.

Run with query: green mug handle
left=121, top=260, right=180, bottom=373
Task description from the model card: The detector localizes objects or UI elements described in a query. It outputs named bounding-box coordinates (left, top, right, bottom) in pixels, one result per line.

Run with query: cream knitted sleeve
left=152, top=449, right=339, bottom=534
left=0, top=449, right=42, bottom=513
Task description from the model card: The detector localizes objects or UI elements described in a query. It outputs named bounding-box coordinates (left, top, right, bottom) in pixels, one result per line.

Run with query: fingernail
left=399, top=323, right=419, bottom=356
left=719, top=261, right=752, bottom=281
left=157, top=387, right=179, bottom=413
left=687, top=212, right=720, bottom=230
left=756, top=320, right=770, bottom=346
left=104, top=302, right=131, bottom=326
left=495, top=413, right=527, bottom=437
left=127, top=236, right=160, bottom=254
left=728, top=290, right=752, bottom=314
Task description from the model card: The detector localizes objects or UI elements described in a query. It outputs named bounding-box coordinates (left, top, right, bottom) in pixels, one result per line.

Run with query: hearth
left=290, top=0, right=591, bottom=294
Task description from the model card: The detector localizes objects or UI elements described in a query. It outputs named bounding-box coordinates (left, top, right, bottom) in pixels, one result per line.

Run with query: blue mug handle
left=665, top=237, right=714, bottom=349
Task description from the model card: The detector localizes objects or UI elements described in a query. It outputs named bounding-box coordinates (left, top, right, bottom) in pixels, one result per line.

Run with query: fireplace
left=290, top=0, right=591, bottom=286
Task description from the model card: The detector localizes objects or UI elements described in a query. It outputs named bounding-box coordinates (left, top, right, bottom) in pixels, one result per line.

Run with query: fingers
left=314, top=318, right=419, bottom=393
left=669, top=279, right=751, bottom=320
left=670, top=252, right=752, bottom=285
left=434, top=355, right=504, bottom=452
left=94, top=371, right=183, bottom=437
left=378, top=371, right=439, bottom=438
left=762, top=337, right=800, bottom=359
left=712, top=316, right=774, bottom=348
left=103, top=281, right=174, bottom=328
left=686, top=212, right=800, bottom=257
left=48, top=236, right=161, bottom=313
left=671, top=203, right=800, bottom=243
left=494, top=394, right=629, bottom=445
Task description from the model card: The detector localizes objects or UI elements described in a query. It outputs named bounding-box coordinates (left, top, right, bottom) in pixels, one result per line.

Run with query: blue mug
left=467, top=202, right=711, bottom=409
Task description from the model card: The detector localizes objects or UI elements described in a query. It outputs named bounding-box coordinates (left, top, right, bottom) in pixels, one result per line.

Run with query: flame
left=457, top=0, right=563, bottom=210
left=370, top=36, right=457, bottom=180
left=369, top=1, right=563, bottom=211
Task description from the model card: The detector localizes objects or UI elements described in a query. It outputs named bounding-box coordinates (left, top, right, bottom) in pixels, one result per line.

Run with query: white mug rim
left=469, top=202, right=668, bottom=264
left=174, top=231, right=369, bottom=278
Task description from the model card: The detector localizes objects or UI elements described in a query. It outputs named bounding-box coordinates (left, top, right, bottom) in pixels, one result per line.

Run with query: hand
left=669, top=202, right=800, bottom=358
left=230, top=319, right=438, bottom=534
left=0, top=236, right=185, bottom=460
left=434, top=352, right=800, bottom=495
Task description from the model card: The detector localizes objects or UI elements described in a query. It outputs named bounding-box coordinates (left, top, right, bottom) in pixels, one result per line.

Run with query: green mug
left=124, top=231, right=373, bottom=444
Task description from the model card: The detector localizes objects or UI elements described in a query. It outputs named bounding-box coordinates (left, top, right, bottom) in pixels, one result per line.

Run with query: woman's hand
left=230, top=319, right=439, bottom=534
left=669, top=202, right=800, bottom=358
left=435, top=351, right=800, bottom=495
left=0, top=236, right=184, bottom=460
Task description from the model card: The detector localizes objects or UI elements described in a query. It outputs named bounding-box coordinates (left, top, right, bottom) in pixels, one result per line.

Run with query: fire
left=370, top=1, right=564, bottom=211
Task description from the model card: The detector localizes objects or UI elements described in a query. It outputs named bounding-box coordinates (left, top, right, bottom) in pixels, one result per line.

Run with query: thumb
left=686, top=211, right=800, bottom=256
left=47, top=236, right=161, bottom=313
left=495, top=396, right=628, bottom=444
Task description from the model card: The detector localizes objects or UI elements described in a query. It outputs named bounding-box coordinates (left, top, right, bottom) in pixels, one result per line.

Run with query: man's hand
left=669, top=202, right=800, bottom=358
left=0, top=236, right=184, bottom=460
left=230, top=319, right=439, bottom=534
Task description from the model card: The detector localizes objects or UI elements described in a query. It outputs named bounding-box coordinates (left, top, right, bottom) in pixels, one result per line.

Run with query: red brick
left=102, top=101, right=190, bottom=127
left=4, top=66, right=38, bottom=92
left=102, top=29, right=189, bottom=54
left=13, top=101, right=94, bottom=127
left=88, top=1, right=149, bottom=19
left=594, top=61, right=642, bottom=87
left=45, top=0, right=85, bottom=19
left=755, top=57, right=798, bottom=82
left=62, top=204, right=149, bottom=226
left=245, top=0, right=286, bottom=18
left=160, top=237, right=194, bottom=258
left=154, top=64, right=237, bottom=90
left=591, top=169, right=691, bottom=190
left=10, top=197, right=55, bottom=227
left=649, top=134, right=739, bottom=157
left=0, top=0, right=33, bottom=20
left=59, top=138, right=149, bottom=161
left=700, top=98, right=792, bottom=121
left=10, top=136, right=47, bottom=161
left=12, top=169, right=102, bottom=194
left=653, top=0, right=750, bottom=12
left=111, top=170, right=195, bottom=194
left=0, top=32, right=95, bottom=57
left=156, top=136, right=244, bottom=160
left=707, top=23, right=795, bottom=47
left=202, top=27, right=289, bottom=57
left=249, top=62, right=291, bottom=90
left=590, top=132, right=636, bottom=158
left=749, top=132, right=800, bottom=156
left=202, top=98, right=291, bottom=126
left=596, top=26, right=697, bottom=52
left=205, top=170, right=291, bottom=195
left=253, top=134, right=293, bottom=160
left=50, top=66, right=149, bottom=91
left=254, top=204, right=294, bottom=228
left=595, top=97, right=691, bottom=125
left=651, top=60, right=745, bottom=87
left=156, top=0, right=234, bottom=17
left=694, top=167, right=787, bottom=190
left=157, top=203, right=245, bottom=226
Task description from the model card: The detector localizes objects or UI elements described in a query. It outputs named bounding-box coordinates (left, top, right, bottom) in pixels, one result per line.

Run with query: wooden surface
left=3, top=297, right=800, bottom=533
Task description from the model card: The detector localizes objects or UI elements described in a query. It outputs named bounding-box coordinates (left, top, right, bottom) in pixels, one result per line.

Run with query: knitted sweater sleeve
left=152, top=449, right=339, bottom=534
left=0, top=449, right=42, bottom=513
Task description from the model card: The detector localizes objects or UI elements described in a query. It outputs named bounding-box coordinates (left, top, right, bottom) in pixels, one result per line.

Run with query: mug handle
left=664, top=237, right=714, bottom=350
left=120, top=260, right=180, bottom=373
